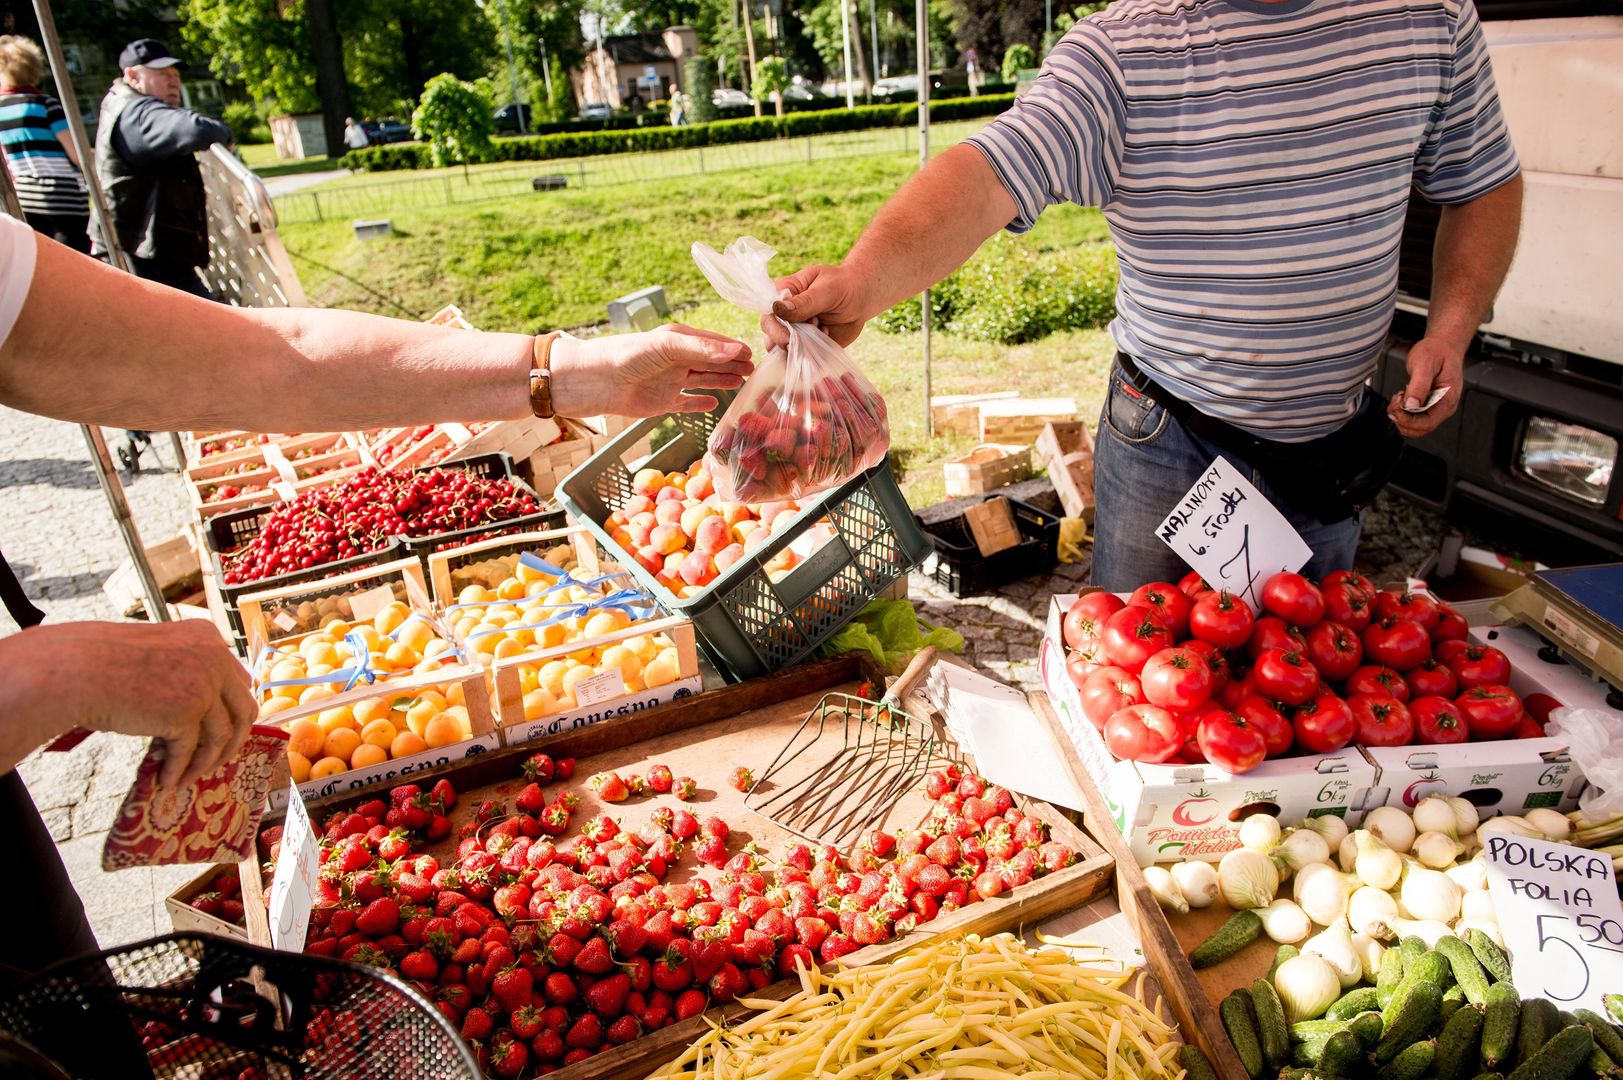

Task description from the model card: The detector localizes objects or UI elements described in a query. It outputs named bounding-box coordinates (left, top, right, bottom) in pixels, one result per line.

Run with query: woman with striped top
left=0, top=35, right=89, bottom=253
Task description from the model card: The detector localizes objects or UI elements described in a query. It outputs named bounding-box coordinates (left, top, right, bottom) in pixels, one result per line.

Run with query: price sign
left=267, top=781, right=319, bottom=951
left=1156, top=456, right=1312, bottom=610
left=1483, top=831, right=1623, bottom=1012
left=348, top=583, right=398, bottom=623
left=573, top=669, right=626, bottom=707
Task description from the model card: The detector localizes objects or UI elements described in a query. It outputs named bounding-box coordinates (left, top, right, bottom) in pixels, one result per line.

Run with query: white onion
left=1170, top=861, right=1219, bottom=909
left=1460, top=890, right=1497, bottom=924
left=1303, top=919, right=1363, bottom=988
left=1347, top=885, right=1399, bottom=940
left=1295, top=866, right=1352, bottom=927
left=1456, top=918, right=1504, bottom=947
left=1363, top=806, right=1417, bottom=853
left=1354, top=831, right=1402, bottom=890
left=1258, top=899, right=1313, bottom=944
left=1302, top=815, right=1349, bottom=852
left=1413, top=831, right=1464, bottom=869
left=1445, top=857, right=1489, bottom=893
left=1219, top=848, right=1280, bottom=911
left=1412, top=797, right=1459, bottom=838
left=1273, top=954, right=1342, bottom=1023
left=1389, top=916, right=1453, bottom=947
left=1400, top=863, right=1463, bottom=923
left=1446, top=796, right=1481, bottom=836
left=1241, top=814, right=1283, bottom=853
left=1144, top=866, right=1188, bottom=915
left=1276, top=829, right=1332, bottom=877
left=1351, top=933, right=1385, bottom=982
left=1478, top=815, right=1543, bottom=840
left=1524, top=807, right=1574, bottom=842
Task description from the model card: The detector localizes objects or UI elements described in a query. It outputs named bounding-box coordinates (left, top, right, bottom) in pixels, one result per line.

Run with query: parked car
left=784, top=78, right=820, bottom=101
left=871, top=75, right=919, bottom=98
left=361, top=118, right=412, bottom=144
left=711, top=87, right=752, bottom=108
left=578, top=102, right=613, bottom=121
left=494, top=103, right=531, bottom=133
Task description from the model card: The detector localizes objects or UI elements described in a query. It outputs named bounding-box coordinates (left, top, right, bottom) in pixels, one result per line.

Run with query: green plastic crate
left=555, top=395, right=929, bottom=681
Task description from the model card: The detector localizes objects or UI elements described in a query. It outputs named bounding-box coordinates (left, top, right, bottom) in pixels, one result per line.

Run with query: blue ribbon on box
left=462, top=588, right=660, bottom=642
left=256, top=629, right=383, bottom=695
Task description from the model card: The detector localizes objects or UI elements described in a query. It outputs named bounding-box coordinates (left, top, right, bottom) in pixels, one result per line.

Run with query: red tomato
left=1065, top=648, right=1102, bottom=690
left=1363, top=618, right=1432, bottom=671
left=1523, top=692, right=1562, bottom=727
left=1405, top=659, right=1459, bottom=700
left=1515, top=713, right=1547, bottom=739
left=1456, top=683, right=1523, bottom=741
left=1322, top=569, right=1377, bottom=603
left=1180, top=639, right=1232, bottom=693
left=1291, top=692, right=1357, bottom=754
left=1101, top=606, right=1174, bottom=673
left=1080, top=666, right=1145, bottom=731
left=1189, top=591, right=1255, bottom=651
left=1349, top=693, right=1415, bottom=747
left=1252, top=648, right=1321, bottom=706
left=1178, top=571, right=1214, bottom=599
left=1433, top=604, right=1470, bottom=643
left=1217, top=672, right=1257, bottom=710
left=1322, top=581, right=1374, bottom=632
left=1411, top=696, right=1468, bottom=745
left=1063, top=592, right=1126, bottom=651
left=1345, top=664, right=1412, bottom=703
left=1233, top=695, right=1294, bottom=757
left=1260, top=572, right=1326, bottom=627
left=1305, top=621, right=1363, bottom=682
left=1140, top=647, right=1215, bottom=711
left=1248, top=616, right=1307, bottom=660
left=1103, top=704, right=1183, bottom=764
left=1434, top=638, right=1471, bottom=665
left=1128, top=582, right=1193, bottom=640
left=1447, top=645, right=1512, bottom=691
left=1373, top=590, right=1440, bottom=632
left=1195, top=707, right=1268, bottom=775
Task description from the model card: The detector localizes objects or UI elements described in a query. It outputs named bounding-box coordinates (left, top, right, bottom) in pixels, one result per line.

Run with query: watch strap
left=529, top=331, right=563, bottom=419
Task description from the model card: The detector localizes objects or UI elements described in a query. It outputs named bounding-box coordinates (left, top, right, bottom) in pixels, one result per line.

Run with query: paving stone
left=73, top=794, right=125, bottom=836
left=39, top=804, right=73, bottom=842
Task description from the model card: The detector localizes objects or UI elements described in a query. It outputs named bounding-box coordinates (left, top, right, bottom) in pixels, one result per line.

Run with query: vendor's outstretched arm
left=765, top=144, right=1017, bottom=347
left=0, top=234, right=753, bottom=432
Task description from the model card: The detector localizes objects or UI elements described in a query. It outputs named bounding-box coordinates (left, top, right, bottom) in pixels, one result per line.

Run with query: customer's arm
left=115, top=96, right=232, bottom=164
left=0, top=232, right=753, bottom=431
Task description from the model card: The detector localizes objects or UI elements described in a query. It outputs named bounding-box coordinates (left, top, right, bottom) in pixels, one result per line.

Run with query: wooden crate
left=241, top=656, right=1130, bottom=1080
left=165, top=864, right=249, bottom=941
left=1036, top=419, right=1096, bottom=522
left=978, top=397, right=1078, bottom=444
left=930, top=390, right=1020, bottom=436
left=187, top=467, right=281, bottom=521
left=385, top=423, right=476, bottom=472
left=266, top=443, right=365, bottom=485
left=454, top=417, right=565, bottom=465
left=942, top=443, right=1032, bottom=496
left=425, top=526, right=605, bottom=608
left=238, top=556, right=434, bottom=650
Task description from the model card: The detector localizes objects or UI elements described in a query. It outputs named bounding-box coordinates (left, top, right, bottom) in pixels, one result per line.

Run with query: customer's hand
left=762, top=264, right=877, bottom=349
left=551, top=325, right=753, bottom=418
left=1387, top=337, right=1464, bottom=439
left=1, top=621, right=257, bottom=789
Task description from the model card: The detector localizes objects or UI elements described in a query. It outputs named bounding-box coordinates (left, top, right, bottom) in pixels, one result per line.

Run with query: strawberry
left=543, top=970, right=577, bottom=1005
left=729, top=766, right=754, bottom=792
left=601, top=918, right=647, bottom=957
left=531, top=1028, right=565, bottom=1062
left=916, top=863, right=952, bottom=897
left=586, top=971, right=631, bottom=1016
left=923, top=771, right=952, bottom=800
left=818, top=933, right=858, bottom=963
left=972, top=871, right=1004, bottom=898
left=521, top=753, right=555, bottom=783
left=777, top=943, right=815, bottom=979
left=701, top=816, right=729, bottom=841
left=1039, top=841, right=1077, bottom=873
left=587, top=771, right=630, bottom=803
left=624, top=773, right=648, bottom=797
left=514, top=782, right=546, bottom=816
left=564, top=1013, right=603, bottom=1051
left=606, top=1014, right=643, bottom=1046
left=488, top=1033, right=527, bottom=1078
left=354, top=898, right=399, bottom=937
left=652, top=948, right=693, bottom=991
left=955, top=775, right=986, bottom=799
left=491, top=964, right=532, bottom=1012
left=672, top=776, right=698, bottom=801
left=986, top=786, right=1015, bottom=816
left=732, top=928, right=775, bottom=967
left=690, top=937, right=730, bottom=982
left=509, top=1004, right=544, bottom=1041
left=707, top=963, right=747, bottom=1002
left=645, top=764, right=674, bottom=793
left=555, top=757, right=576, bottom=780
left=538, top=804, right=570, bottom=836
left=573, top=936, right=614, bottom=974
left=850, top=911, right=889, bottom=946
left=399, top=949, right=438, bottom=981
left=674, top=988, right=707, bottom=1021
left=670, top=809, right=699, bottom=840
left=924, top=835, right=961, bottom=867
left=961, top=797, right=996, bottom=826
left=695, top=834, right=727, bottom=868
left=754, top=908, right=793, bottom=942
left=459, top=1007, right=493, bottom=1041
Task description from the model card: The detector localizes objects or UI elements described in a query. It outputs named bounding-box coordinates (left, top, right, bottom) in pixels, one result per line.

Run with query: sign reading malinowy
left=268, top=781, right=319, bottom=951
left=1157, top=456, right=1312, bottom=610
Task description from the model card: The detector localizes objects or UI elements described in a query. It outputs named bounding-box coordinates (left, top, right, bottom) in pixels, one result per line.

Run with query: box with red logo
left=1041, top=594, right=1381, bottom=867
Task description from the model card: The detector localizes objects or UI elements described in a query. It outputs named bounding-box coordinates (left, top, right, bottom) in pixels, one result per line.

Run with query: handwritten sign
left=573, top=669, right=627, bottom=708
left=1156, top=457, right=1312, bottom=609
left=348, top=583, right=398, bottom=623
left=268, top=781, right=319, bottom=952
left=1484, top=831, right=1623, bottom=1012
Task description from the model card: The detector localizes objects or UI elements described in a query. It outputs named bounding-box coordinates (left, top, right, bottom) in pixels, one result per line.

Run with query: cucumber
left=1377, top=948, right=1406, bottom=1001
left=1439, top=935, right=1492, bottom=1005
left=1443, top=996, right=1466, bottom=1025
left=1506, top=1024, right=1593, bottom=1080
left=1318, top=1029, right=1363, bottom=1077
left=1378, top=1038, right=1436, bottom=1080
left=1406, top=950, right=1455, bottom=992
left=1576, top=1010, right=1623, bottom=1068
left=1191, top=909, right=1263, bottom=969
left=1435, top=1000, right=1486, bottom=1080
left=1179, top=1043, right=1220, bottom=1080
left=1446, top=984, right=1468, bottom=1004
left=1252, top=977, right=1290, bottom=1068
left=1516, top=998, right=1560, bottom=1069
left=1470, top=1073, right=1506, bottom=1080
left=1481, top=982, right=1521, bottom=1069
left=1468, top=929, right=1512, bottom=984
left=1376, top=981, right=1443, bottom=1064
left=1221, top=988, right=1266, bottom=1079
left=1399, top=936, right=1429, bottom=967
left=1590, top=1045, right=1619, bottom=1079
left=1607, top=994, right=1623, bottom=1025
left=1348, top=1011, right=1385, bottom=1048
left=1292, top=1039, right=1331, bottom=1068
left=1328, top=986, right=1383, bottom=1021
left=1270, top=943, right=1301, bottom=980
left=1294, top=1019, right=1354, bottom=1042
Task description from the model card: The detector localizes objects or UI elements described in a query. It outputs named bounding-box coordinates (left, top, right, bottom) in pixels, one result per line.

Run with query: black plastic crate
left=918, top=496, right=1061, bottom=597
left=397, top=452, right=565, bottom=567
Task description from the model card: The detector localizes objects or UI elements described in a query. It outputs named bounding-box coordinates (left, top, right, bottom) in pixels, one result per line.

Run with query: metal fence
left=272, top=121, right=988, bottom=227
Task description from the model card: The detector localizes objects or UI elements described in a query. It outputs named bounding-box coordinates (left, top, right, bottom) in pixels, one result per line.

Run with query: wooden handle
left=881, top=645, right=937, bottom=707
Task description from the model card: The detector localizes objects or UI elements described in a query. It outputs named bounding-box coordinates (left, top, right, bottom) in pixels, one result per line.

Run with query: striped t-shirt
left=0, top=90, right=87, bottom=218
left=967, top=0, right=1520, bottom=441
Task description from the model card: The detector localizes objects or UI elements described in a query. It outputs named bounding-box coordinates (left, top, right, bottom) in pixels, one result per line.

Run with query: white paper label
left=268, top=781, right=319, bottom=951
left=348, top=583, right=397, bottom=623
left=1156, top=457, right=1312, bottom=610
left=1544, top=607, right=1602, bottom=660
left=272, top=611, right=298, bottom=633
left=1484, top=831, right=1623, bottom=1012
left=573, top=669, right=627, bottom=707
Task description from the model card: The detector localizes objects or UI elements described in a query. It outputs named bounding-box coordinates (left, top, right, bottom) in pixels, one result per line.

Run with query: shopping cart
left=0, top=932, right=481, bottom=1079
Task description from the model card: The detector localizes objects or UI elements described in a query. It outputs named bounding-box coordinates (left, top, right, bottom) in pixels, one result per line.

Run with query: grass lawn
left=237, top=141, right=344, bottom=178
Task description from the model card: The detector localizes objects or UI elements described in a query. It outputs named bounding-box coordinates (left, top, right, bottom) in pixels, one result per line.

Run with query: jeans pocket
left=1103, top=377, right=1170, bottom=445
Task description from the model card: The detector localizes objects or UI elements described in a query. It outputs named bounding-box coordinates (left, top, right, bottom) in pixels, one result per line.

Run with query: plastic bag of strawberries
left=692, top=236, right=890, bottom=502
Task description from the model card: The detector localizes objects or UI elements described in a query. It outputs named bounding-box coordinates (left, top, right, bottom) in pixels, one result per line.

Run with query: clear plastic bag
left=1544, top=706, right=1623, bottom=819
left=692, top=236, right=890, bottom=503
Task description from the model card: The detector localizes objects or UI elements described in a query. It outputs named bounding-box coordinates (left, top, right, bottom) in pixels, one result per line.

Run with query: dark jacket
left=90, top=80, right=231, bottom=269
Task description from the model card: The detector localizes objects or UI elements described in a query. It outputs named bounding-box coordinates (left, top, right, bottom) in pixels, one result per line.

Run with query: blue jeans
left=1090, top=361, right=1362, bottom=591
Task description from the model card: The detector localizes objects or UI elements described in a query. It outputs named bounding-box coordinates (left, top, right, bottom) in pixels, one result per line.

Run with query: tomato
left=1065, top=648, right=1102, bottom=690
left=1349, top=693, right=1415, bottom=747
left=1080, top=666, right=1145, bottom=731
left=1372, top=590, right=1440, bottom=632
left=1252, top=648, right=1321, bottom=706
left=1434, top=638, right=1471, bottom=665
left=1523, top=692, right=1562, bottom=727
left=1178, top=570, right=1214, bottom=600
left=1456, top=683, right=1523, bottom=741
left=1233, top=695, right=1293, bottom=757
left=1446, top=645, right=1512, bottom=691
left=1140, top=647, right=1214, bottom=711
left=1248, top=616, right=1307, bottom=660
left=1322, top=569, right=1377, bottom=603
left=1515, top=713, right=1546, bottom=739
left=1101, top=605, right=1173, bottom=673
left=1411, top=696, right=1468, bottom=745
left=1063, top=592, right=1127, bottom=651
left=1128, top=582, right=1193, bottom=640
left=1345, top=664, right=1411, bottom=703
left=1304, top=621, right=1363, bottom=682
left=1362, top=617, right=1432, bottom=671
left=1189, top=591, right=1255, bottom=651
left=1180, top=639, right=1232, bottom=694
left=1195, top=707, right=1268, bottom=775
left=1217, top=671, right=1257, bottom=710
left=1405, top=658, right=1459, bottom=700
left=1291, top=692, right=1357, bottom=754
left=1433, top=603, right=1469, bottom=643
left=1103, top=704, right=1183, bottom=764
left=1322, top=581, right=1374, bottom=632
left=1260, top=572, right=1326, bottom=627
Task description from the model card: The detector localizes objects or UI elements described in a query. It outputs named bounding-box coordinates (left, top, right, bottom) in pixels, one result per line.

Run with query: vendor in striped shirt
left=766, top=0, right=1522, bottom=589
left=0, top=35, right=89, bottom=253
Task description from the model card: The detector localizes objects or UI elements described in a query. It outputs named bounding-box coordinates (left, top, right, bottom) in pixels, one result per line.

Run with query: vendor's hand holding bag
left=693, top=237, right=890, bottom=503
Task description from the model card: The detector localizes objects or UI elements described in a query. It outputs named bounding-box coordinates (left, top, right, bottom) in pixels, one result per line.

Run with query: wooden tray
left=244, top=656, right=1119, bottom=1080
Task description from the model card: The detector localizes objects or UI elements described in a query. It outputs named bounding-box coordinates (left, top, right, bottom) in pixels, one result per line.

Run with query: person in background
left=668, top=82, right=686, bottom=127
left=343, top=115, right=369, bottom=151
left=0, top=36, right=89, bottom=253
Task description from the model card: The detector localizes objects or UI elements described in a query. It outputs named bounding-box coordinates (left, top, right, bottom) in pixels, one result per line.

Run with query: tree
left=344, top=0, right=496, bottom=113
left=753, top=54, right=787, bottom=116
left=1000, top=42, right=1033, bottom=83
left=684, top=55, right=717, bottom=123
left=510, top=0, right=587, bottom=121
left=181, top=0, right=320, bottom=114
left=4, top=0, right=170, bottom=92
left=412, top=73, right=495, bottom=169
left=951, top=0, right=1044, bottom=79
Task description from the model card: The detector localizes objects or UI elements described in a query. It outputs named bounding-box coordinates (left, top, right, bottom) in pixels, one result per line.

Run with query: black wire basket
left=0, top=932, right=481, bottom=1080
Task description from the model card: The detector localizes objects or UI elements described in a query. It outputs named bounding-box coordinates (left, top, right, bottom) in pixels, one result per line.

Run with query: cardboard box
left=103, top=533, right=203, bottom=617
left=963, top=497, right=1020, bottom=557
left=1041, top=595, right=1381, bottom=865
left=1363, top=740, right=1583, bottom=817
left=943, top=444, right=1032, bottom=497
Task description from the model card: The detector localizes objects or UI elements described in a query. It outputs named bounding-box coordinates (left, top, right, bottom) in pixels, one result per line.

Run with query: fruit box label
left=501, top=677, right=703, bottom=746
left=1363, top=740, right=1584, bottom=819
left=266, top=732, right=504, bottom=812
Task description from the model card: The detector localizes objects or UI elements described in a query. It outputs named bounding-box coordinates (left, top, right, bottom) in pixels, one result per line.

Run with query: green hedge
left=341, top=94, right=1017, bottom=172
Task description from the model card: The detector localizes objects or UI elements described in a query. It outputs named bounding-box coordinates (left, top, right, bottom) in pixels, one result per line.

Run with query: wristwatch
left=528, top=331, right=564, bottom=419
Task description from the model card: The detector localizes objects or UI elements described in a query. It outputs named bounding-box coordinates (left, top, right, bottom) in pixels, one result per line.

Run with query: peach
left=714, top=542, right=746, bottom=573
left=734, top=520, right=762, bottom=546
left=654, top=500, right=685, bottom=527
left=686, top=458, right=704, bottom=477
left=694, top=515, right=730, bottom=553
left=654, top=569, right=681, bottom=591
left=634, top=545, right=664, bottom=574
left=765, top=547, right=801, bottom=575
left=655, top=484, right=686, bottom=505
left=680, top=504, right=717, bottom=539
left=651, top=523, right=688, bottom=555
left=663, top=552, right=686, bottom=574
left=610, top=526, right=634, bottom=550
left=679, top=550, right=717, bottom=587
left=687, top=470, right=714, bottom=501
left=721, top=502, right=754, bottom=527
left=632, top=467, right=666, bottom=497
left=624, top=494, right=654, bottom=516
left=744, top=528, right=773, bottom=553
left=604, top=509, right=628, bottom=531
left=664, top=471, right=688, bottom=491
left=758, top=501, right=793, bottom=525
